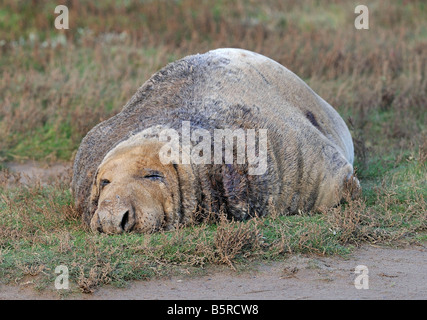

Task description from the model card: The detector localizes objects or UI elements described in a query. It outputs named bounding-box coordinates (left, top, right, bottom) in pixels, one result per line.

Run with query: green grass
left=11, top=122, right=74, bottom=160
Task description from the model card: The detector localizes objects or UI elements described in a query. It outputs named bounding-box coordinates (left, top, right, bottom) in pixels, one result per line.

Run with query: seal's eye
left=143, top=170, right=164, bottom=181
left=100, top=179, right=110, bottom=188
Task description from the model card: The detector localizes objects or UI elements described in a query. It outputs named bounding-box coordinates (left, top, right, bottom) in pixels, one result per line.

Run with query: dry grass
left=325, top=174, right=426, bottom=246
left=214, top=215, right=261, bottom=269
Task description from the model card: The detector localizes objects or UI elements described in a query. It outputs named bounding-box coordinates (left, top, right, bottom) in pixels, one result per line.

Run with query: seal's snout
left=119, top=209, right=135, bottom=232
left=90, top=198, right=135, bottom=234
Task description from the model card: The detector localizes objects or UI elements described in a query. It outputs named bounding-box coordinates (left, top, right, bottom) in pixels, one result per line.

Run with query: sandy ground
left=1, top=162, right=426, bottom=300
left=1, top=243, right=426, bottom=300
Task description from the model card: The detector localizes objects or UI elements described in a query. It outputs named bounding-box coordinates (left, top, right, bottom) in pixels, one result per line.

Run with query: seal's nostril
left=120, top=210, right=129, bottom=231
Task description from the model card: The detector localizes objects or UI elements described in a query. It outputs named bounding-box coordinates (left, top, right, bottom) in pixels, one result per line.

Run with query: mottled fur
left=72, top=48, right=358, bottom=233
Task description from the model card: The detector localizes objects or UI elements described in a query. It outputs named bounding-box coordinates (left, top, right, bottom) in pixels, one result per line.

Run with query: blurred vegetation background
left=0, top=0, right=426, bottom=171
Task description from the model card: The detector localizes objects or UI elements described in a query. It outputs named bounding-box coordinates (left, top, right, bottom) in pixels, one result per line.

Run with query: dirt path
left=1, top=242, right=426, bottom=300
left=93, top=242, right=427, bottom=300
left=1, top=162, right=426, bottom=300
left=3, top=161, right=72, bottom=185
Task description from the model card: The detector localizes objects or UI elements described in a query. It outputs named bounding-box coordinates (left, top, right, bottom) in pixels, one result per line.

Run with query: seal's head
left=89, top=140, right=180, bottom=234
